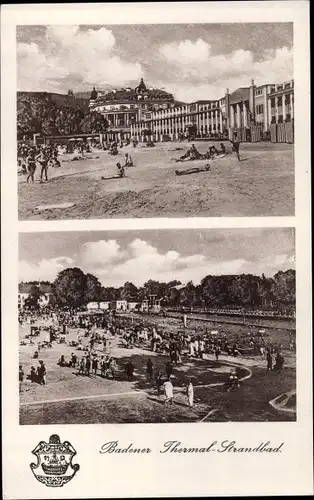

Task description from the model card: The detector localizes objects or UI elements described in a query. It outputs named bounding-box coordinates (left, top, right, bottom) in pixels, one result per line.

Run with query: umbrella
left=87, top=137, right=93, bottom=140
left=77, top=138, right=84, bottom=141
left=69, top=138, right=76, bottom=141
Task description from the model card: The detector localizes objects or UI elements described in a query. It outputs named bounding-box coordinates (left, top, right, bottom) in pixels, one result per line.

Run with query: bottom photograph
left=18, top=228, right=296, bottom=424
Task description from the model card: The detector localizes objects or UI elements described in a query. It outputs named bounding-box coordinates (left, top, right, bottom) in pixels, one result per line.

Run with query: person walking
left=36, top=149, right=49, bottom=183
left=164, top=379, right=174, bottom=405
left=231, top=132, right=241, bottom=161
left=146, top=358, right=153, bottom=381
left=186, top=379, right=194, bottom=408
left=26, top=149, right=37, bottom=184
left=37, top=360, right=47, bottom=385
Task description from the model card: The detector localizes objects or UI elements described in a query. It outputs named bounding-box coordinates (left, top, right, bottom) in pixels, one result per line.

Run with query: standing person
left=266, top=349, right=273, bottom=371
left=85, top=356, right=91, bottom=377
left=92, top=357, right=98, bottom=377
left=36, top=149, right=49, bottom=183
left=79, top=356, right=86, bottom=375
left=19, top=365, right=24, bottom=393
left=164, top=379, right=174, bottom=404
left=125, top=360, right=134, bottom=381
left=215, top=346, right=220, bottom=361
left=37, top=360, right=47, bottom=385
left=231, top=132, right=241, bottom=161
left=146, top=358, right=153, bottom=381
left=155, top=370, right=163, bottom=395
left=26, top=149, right=37, bottom=184
left=166, top=361, right=173, bottom=380
left=186, top=379, right=194, bottom=408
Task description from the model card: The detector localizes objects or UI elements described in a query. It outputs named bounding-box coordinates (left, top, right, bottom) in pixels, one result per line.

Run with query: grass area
left=18, top=141, right=294, bottom=219
left=19, top=313, right=296, bottom=424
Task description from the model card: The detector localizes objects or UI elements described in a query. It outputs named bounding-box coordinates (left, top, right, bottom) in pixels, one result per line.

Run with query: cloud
left=19, top=239, right=295, bottom=288
left=19, top=257, right=74, bottom=283
left=78, top=239, right=124, bottom=268
left=159, top=39, right=293, bottom=100
left=17, top=26, right=144, bottom=92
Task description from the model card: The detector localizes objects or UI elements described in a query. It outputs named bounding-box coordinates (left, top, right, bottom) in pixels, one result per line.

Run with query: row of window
left=270, top=95, right=292, bottom=107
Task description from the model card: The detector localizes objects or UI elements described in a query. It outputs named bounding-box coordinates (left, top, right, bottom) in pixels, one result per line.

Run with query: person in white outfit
left=187, top=379, right=194, bottom=408
left=164, top=380, right=174, bottom=404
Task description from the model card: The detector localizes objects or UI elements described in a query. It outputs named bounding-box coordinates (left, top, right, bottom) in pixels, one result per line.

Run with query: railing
left=166, top=307, right=295, bottom=320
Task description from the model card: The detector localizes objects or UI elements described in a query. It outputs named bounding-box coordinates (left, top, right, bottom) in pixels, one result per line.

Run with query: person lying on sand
left=175, top=164, right=211, bottom=176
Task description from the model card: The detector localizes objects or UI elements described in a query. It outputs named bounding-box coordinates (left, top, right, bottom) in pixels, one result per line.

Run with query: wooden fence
left=270, top=121, right=294, bottom=143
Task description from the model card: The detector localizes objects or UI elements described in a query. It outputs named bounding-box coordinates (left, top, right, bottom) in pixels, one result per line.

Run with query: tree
left=179, top=281, right=197, bottom=307
left=101, top=286, right=121, bottom=302
left=53, top=267, right=87, bottom=308
left=271, top=269, right=296, bottom=311
left=120, top=282, right=138, bottom=301
left=24, top=284, right=41, bottom=310
left=85, top=273, right=103, bottom=303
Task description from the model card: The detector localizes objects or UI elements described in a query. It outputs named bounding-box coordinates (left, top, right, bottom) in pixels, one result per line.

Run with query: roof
left=229, top=87, right=250, bottom=105
left=18, top=283, right=53, bottom=294
left=94, top=85, right=174, bottom=105
left=194, top=100, right=220, bottom=104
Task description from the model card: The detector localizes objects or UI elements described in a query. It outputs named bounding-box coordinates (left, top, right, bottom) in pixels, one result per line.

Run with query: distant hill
left=17, top=91, right=108, bottom=140
left=17, top=91, right=90, bottom=111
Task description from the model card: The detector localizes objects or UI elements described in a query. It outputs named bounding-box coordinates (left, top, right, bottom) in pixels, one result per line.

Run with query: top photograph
left=17, top=23, right=294, bottom=220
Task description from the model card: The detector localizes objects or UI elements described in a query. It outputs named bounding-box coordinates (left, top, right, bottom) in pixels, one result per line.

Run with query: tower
left=249, top=79, right=256, bottom=125
left=90, top=87, right=98, bottom=101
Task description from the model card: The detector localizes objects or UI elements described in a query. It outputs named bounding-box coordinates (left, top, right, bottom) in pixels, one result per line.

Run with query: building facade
left=130, top=79, right=294, bottom=142
left=89, top=78, right=179, bottom=141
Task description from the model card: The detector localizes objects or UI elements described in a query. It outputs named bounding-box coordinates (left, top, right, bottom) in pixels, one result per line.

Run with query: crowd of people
left=18, top=130, right=242, bottom=188
left=19, top=308, right=292, bottom=407
left=18, top=136, right=138, bottom=184
left=18, top=143, right=61, bottom=183
left=173, top=142, right=227, bottom=162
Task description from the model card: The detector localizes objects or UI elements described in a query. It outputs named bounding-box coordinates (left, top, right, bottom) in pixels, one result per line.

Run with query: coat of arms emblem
left=30, top=434, right=80, bottom=487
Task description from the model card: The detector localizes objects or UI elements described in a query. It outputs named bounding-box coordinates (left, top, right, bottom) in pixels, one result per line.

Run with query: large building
left=130, top=79, right=294, bottom=142
left=89, top=78, right=180, bottom=141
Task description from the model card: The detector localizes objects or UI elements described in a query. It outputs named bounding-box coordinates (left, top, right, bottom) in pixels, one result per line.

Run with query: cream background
left=1, top=2, right=312, bottom=498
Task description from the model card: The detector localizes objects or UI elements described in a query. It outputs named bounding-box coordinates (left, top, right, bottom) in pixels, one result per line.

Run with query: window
left=256, top=104, right=264, bottom=114
left=271, top=98, right=276, bottom=108
left=285, top=95, right=291, bottom=105
left=277, top=96, right=283, bottom=107
left=255, top=88, right=263, bottom=96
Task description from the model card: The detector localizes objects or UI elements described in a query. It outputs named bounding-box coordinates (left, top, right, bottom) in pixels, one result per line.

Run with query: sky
left=17, top=23, right=293, bottom=101
left=19, top=228, right=295, bottom=287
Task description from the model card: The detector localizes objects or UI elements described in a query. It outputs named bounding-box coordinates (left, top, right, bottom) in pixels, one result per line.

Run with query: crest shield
left=30, top=434, right=80, bottom=487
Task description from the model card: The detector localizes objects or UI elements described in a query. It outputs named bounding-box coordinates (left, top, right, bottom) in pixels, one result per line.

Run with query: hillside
left=17, top=91, right=107, bottom=140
